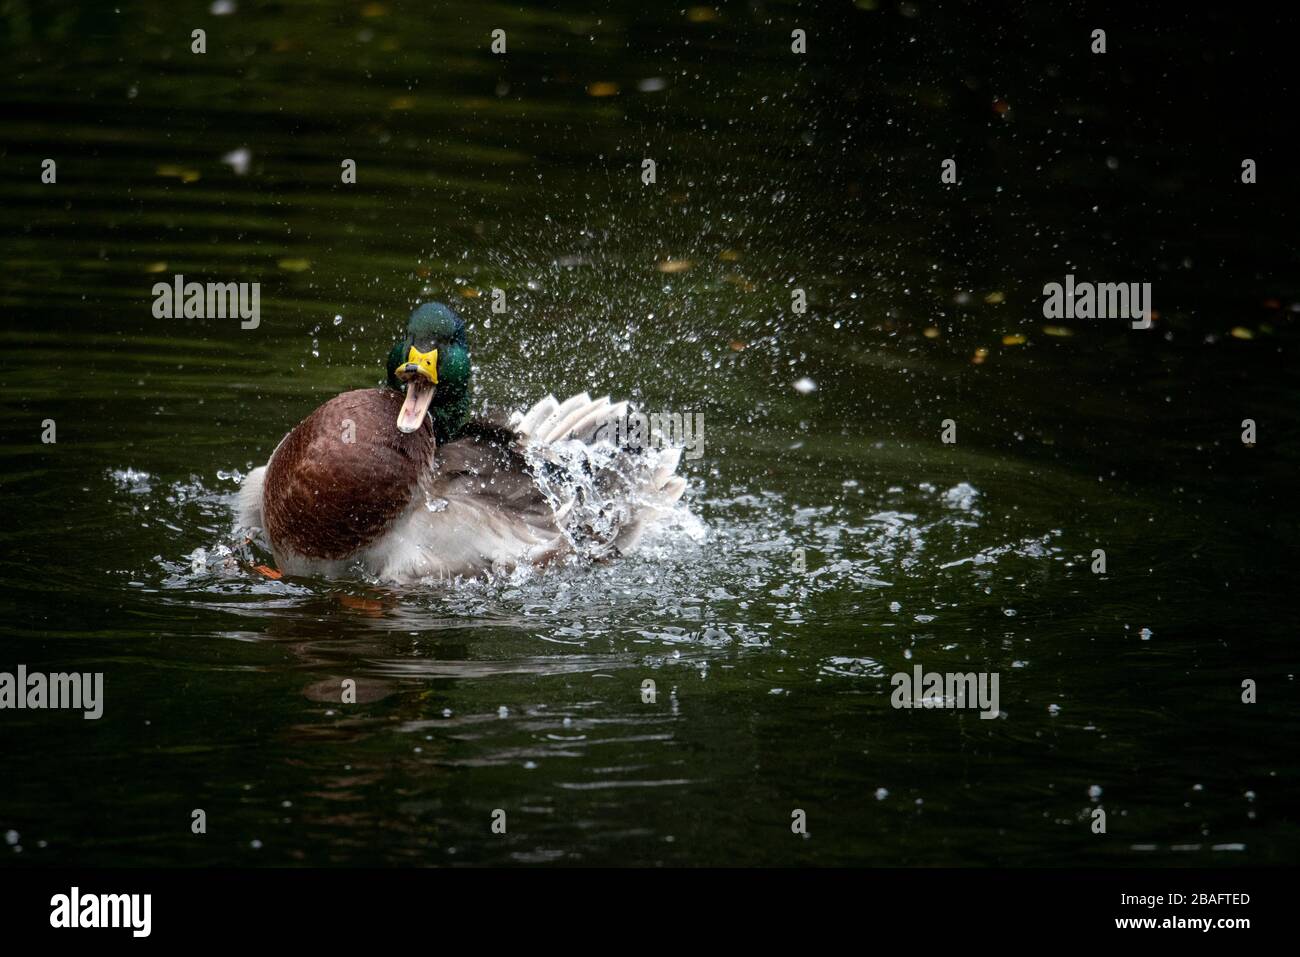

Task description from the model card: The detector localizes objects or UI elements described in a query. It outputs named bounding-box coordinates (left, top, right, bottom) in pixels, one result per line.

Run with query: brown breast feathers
left=263, top=388, right=436, bottom=560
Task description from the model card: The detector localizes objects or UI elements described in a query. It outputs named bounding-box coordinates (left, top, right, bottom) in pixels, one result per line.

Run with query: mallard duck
left=235, top=302, right=687, bottom=582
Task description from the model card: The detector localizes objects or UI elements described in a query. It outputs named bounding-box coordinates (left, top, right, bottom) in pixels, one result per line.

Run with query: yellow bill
left=396, top=346, right=437, bottom=433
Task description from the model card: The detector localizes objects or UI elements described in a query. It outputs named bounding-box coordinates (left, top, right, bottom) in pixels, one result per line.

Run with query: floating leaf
left=687, top=6, right=720, bottom=22
left=984, top=291, right=1005, bottom=305
left=657, top=258, right=692, bottom=274
left=361, top=2, right=388, bottom=17
left=388, top=95, right=416, bottom=110
left=156, top=165, right=200, bottom=183
left=339, top=594, right=384, bottom=613
left=722, top=273, right=756, bottom=292
left=459, top=287, right=480, bottom=298
left=587, top=81, right=619, bottom=97
left=972, top=347, right=989, bottom=365
left=1230, top=326, right=1254, bottom=340
left=729, top=340, right=747, bottom=351
left=923, top=326, right=940, bottom=339
left=277, top=258, right=311, bottom=272
left=718, top=249, right=741, bottom=262
left=1042, top=325, right=1073, bottom=337
left=1002, top=333, right=1026, bottom=346
left=145, top=262, right=168, bottom=274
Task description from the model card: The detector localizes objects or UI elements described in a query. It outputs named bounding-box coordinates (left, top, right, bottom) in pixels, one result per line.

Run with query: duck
left=235, top=302, right=687, bottom=583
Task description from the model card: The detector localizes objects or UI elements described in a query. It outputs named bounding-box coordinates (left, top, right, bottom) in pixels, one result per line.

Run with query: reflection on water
left=1, top=1, right=1297, bottom=866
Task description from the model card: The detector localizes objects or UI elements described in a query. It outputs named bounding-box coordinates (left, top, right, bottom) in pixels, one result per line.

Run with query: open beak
left=396, top=346, right=437, bottom=433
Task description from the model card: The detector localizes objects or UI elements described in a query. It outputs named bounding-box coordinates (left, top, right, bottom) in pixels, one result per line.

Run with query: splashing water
left=111, top=456, right=1065, bottom=666
left=524, top=432, right=687, bottom=564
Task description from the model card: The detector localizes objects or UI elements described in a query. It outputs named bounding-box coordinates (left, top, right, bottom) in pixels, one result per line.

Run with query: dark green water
left=1, top=1, right=1297, bottom=866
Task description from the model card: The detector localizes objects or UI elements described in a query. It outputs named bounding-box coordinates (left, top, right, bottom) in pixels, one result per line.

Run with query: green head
left=385, top=302, right=471, bottom=440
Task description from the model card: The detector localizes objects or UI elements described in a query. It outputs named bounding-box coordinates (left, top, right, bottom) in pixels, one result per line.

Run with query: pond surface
left=1, top=1, right=1297, bottom=865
